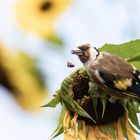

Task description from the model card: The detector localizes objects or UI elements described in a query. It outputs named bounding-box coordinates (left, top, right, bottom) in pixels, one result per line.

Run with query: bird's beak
left=71, top=49, right=82, bottom=56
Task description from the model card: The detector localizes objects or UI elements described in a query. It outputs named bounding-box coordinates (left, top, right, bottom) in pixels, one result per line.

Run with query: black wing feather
left=99, top=69, right=140, bottom=97
left=98, top=69, right=114, bottom=88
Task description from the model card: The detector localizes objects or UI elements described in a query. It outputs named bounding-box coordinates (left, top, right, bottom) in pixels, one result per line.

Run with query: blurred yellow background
left=0, top=0, right=140, bottom=140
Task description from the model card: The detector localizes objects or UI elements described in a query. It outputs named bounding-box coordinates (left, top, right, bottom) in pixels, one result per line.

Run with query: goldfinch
left=71, top=44, right=140, bottom=100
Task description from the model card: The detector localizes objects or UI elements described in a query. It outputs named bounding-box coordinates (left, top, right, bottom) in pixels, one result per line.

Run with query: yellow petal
left=15, top=0, right=71, bottom=38
left=0, top=46, right=47, bottom=110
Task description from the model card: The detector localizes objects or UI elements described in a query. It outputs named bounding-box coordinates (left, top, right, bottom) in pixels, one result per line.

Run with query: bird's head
left=71, top=44, right=99, bottom=65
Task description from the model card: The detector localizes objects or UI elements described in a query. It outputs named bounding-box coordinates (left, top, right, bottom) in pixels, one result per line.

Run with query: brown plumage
left=72, top=44, right=140, bottom=99
left=86, top=52, right=136, bottom=99
left=87, top=52, right=134, bottom=82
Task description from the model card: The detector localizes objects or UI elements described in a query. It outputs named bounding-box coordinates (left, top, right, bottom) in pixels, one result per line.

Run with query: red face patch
left=85, top=51, right=90, bottom=61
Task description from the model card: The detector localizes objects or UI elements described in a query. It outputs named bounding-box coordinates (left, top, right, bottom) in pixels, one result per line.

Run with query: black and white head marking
left=84, top=46, right=100, bottom=65
left=71, top=44, right=100, bottom=65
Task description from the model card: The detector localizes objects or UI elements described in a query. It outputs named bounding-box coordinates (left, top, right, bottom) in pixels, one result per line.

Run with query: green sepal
left=99, top=123, right=116, bottom=140
left=120, top=116, right=129, bottom=140
left=127, top=52, right=140, bottom=62
left=128, top=100, right=140, bottom=113
left=50, top=102, right=67, bottom=139
left=61, top=94, right=96, bottom=123
left=73, top=100, right=96, bottom=123
left=60, top=69, right=96, bottom=123
left=42, top=91, right=60, bottom=108
left=92, top=97, right=98, bottom=119
left=101, top=98, right=107, bottom=119
left=89, top=82, right=98, bottom=119
left=88, top=82, right=98, bottom=95
left=119, top=99, right=129, bottom=112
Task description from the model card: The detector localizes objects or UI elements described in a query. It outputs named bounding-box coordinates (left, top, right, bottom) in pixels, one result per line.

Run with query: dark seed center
left=40, top=1, right=52, bottom=12
left=71, top=70, right=125, bottom=126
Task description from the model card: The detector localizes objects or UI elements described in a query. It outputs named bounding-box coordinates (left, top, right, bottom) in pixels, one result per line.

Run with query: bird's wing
left=98, top=68, right=140, bottom=98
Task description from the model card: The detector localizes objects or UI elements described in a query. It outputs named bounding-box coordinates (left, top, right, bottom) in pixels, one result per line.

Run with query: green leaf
left=50, top=102, right=67, bottom=139
left=99, top=39, right=140, bottom=69
left=128, top=103, right=140, bottom=130
left=127, top=52, right=140, bottom=62
left=42, top=91, right=60, bottom=107
left=129, top=61, right=140, bottom=70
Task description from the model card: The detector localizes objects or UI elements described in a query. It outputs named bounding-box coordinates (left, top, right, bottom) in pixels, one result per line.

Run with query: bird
left=71, top=44, right=140, bottom=101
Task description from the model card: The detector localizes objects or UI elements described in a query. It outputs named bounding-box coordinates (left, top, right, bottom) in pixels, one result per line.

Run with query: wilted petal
left=94, top=127, right=114, bottom=140
left=63, top=111, right=75, bottom=140
left=114, top=119, right=124, bottom=140
left=63, top=111, right=71, bottom=132
left=78, top=121, right=87, bottom=140
left=125, top=113, right=136, bottom=140
left=87, top=126, right=96, bottom=140
left=70, top=113, right=78, bottom=139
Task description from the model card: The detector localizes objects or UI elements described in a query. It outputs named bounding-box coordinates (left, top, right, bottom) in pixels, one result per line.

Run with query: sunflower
left=44, top=68, right=140, bottom=140
left=0, top=45, right=47, bottom=110
left=15, top=0, right=71, bottom=43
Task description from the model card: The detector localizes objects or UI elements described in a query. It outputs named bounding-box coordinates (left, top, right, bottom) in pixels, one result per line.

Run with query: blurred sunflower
left=44, top=68, right=140, bottom=140
left=0, top=45, right=48, bottom=110
left=15, top=0, right=71, bottom=44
